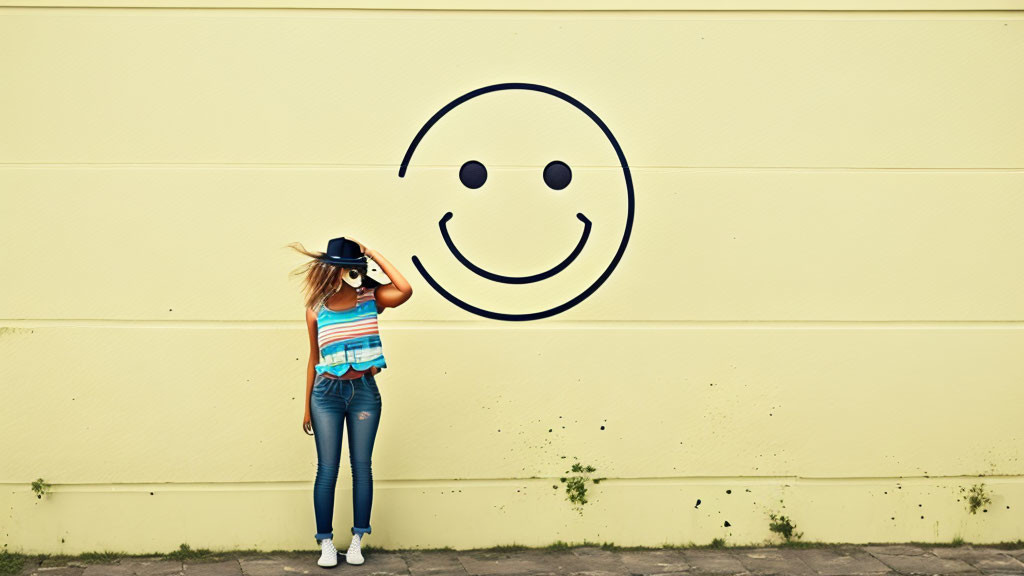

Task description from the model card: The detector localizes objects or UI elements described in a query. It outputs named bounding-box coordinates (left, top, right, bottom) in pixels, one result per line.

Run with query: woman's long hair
left=284, top=242, right=348, bottom=310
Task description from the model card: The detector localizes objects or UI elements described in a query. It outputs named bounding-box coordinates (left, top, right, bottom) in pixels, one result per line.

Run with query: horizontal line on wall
left=1, top=164, right=1023, bottom=173
left=2, top=5, right=1023, bottom=16
left=3, top=474, right=1021, bottom=491
left=6, top=320, right=1024, bottom=329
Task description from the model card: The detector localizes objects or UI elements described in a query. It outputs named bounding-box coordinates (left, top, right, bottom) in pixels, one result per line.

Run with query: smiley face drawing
left=398, top=82, right=635, bottom=321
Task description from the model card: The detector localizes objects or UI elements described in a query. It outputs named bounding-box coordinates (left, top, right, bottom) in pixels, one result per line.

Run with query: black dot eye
left=459, top=160, right=487, bottom=189
left=543, top=160, right=572, bottom=190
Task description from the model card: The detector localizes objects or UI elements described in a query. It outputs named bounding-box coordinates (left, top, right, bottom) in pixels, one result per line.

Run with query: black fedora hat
left=316, top=237, right=367, bottom=268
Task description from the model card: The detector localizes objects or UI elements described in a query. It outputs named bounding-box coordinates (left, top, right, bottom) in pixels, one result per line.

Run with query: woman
left=287, top=236, right=413, bottom=567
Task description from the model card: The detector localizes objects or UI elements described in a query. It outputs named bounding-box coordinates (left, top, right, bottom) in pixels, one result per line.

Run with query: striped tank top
left=314, top=286, right=388, bottom=377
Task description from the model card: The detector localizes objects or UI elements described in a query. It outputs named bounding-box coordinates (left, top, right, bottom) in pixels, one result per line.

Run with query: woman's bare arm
left=302, top=306, right=319, bottom=434
left=365, top=248, right=413, bottom=310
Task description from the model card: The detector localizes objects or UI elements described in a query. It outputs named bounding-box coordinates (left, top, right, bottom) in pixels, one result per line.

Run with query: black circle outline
left=398, top=82, right=635, bottom=321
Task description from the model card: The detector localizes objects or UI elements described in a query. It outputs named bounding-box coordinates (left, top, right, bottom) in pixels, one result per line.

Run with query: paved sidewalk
left=15, top=544, right=1024, bottom=576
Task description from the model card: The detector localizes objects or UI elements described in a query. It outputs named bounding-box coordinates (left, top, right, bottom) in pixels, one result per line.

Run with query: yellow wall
left=2, top=0, right=1023, bottom=554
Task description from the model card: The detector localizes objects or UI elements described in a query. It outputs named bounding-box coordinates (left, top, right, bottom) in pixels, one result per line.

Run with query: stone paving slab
left=457, top=550, right=593, bottom=576
left=862, top=545, right=932, bottom=557
left=735, top=547, right=817, bottom=575
left=40, top=560, right=90, bottom=567
left=22, top=558, right=184, bottom=576
left=181, top=559, right=241, bottom=575
left=14, top=545, right=1024, bottom=576
left=797, top=547, right=894, bottom=576
left=129, top=559, right=185, bottom=576
left=404, top=550, right=471, bottom=576
left=18, top=567, right=86, bottom=576
left=238, top=556, right=315, bottom=576
left=81, top=564, right=135, bottom=576
left=1005, top=549, right=1024, bottom=562
left=930, top=547, right=1024, bottom=575
left=680, top=549, right=750, bottom=575
left=864, top=545, right=981, bottom=575
left=250, top=552, right=412, bottom=575
left=617, top=548, right=690, bottom=575
left=564, top=547, right=630, bottom=575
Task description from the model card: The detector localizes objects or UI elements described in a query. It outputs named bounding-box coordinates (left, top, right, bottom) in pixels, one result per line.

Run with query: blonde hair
left=284, top=241, right=351, bottom=310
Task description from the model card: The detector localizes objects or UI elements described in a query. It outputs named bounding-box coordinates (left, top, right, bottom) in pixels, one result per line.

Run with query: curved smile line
left=438, top=211, right=592, bottom=284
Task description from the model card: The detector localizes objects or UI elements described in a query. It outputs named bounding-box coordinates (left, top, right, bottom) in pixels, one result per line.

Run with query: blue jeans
left=310, top=371, right=382, bottom=542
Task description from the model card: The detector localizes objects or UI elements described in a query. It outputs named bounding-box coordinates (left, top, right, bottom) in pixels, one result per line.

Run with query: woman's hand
left=349, top=238, right=369, bottom=255
left=303, top=409, right=314, bottom=436
left=349, top=238, right=380, bottom=259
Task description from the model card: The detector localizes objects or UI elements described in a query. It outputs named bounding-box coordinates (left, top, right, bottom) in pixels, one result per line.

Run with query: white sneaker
left=317, top=537, right=338, bottom=568
left=345, top=533, right=365, bottom=565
